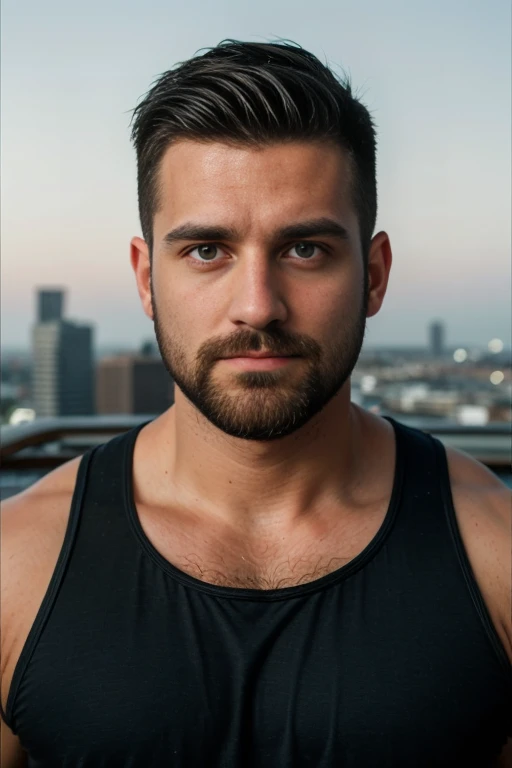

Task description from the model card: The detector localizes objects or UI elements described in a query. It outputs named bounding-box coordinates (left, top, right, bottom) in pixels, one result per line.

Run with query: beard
left=152, top=284, right=368, bottom=442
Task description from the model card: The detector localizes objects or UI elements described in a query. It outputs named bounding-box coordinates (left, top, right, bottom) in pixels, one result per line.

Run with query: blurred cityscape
left=1, top=287, right=510, bottom=429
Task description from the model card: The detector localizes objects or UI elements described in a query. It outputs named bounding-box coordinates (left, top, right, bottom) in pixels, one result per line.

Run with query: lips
left=219, top=355, right=299, bottom=371
left=222, top=352, right=298, bottom=359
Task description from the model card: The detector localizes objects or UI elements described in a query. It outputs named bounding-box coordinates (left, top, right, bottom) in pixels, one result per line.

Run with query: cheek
left=155, top=257, right=223, bottom=313
left=291, top=254, right=363, bottom=322
left=293, top=281, right=360, bottom=333
left=154, top=270, right=221, bottom=352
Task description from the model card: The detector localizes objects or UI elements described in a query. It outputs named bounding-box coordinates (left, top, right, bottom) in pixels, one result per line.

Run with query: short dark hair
left=131, top=39, right=377, bottom=259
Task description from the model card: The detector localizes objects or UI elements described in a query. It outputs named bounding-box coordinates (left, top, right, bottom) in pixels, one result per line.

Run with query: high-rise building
left=96, top=353, right=174, bottom=415
left=429, top=320, right=445, bottom=358
left=37, top=289, right=65, bottom=323
left=32, top=290, right=95, bottom=417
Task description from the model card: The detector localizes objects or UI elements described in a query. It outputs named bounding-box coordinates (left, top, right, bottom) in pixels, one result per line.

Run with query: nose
left=226, top=255, right=288, bottom=330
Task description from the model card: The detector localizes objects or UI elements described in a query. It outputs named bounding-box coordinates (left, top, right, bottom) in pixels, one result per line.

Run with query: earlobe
left=130, top=236, right=154, bottom=321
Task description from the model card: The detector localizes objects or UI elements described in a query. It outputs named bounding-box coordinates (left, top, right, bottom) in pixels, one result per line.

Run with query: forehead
left=154, top=140, right=356, bottom=228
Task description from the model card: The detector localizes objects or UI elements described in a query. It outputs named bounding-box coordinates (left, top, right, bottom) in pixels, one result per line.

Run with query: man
left=1, top=39, right=511, bottom=767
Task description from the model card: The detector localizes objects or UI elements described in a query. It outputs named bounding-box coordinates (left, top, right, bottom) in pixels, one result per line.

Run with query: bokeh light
left=490, top=371, right=504, bottom=385
left=488, top=339, right=504, bottom=354
left=9, top=407, right=36, bottom=425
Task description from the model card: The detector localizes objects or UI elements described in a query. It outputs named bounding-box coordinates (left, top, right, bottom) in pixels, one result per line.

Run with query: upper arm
left=1, top=718, right=27, bottom=768
left=445, top=445, right=512, bottom=662
left=497, top=737, right=512, bottom=767
left=0, top=459, right=80, bottom=743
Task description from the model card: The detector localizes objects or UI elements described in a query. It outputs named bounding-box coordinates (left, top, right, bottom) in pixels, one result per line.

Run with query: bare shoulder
left=0, top=457, right=82, bottom=714
left=1, top=455, right=82, bottom=572
left=443, top=444, right=512, bottom=663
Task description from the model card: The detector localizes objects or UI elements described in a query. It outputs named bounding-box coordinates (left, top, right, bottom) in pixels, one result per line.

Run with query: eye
left=187, top=244, right=222, bottom=262
left=288, top=242, right=324, bottom=260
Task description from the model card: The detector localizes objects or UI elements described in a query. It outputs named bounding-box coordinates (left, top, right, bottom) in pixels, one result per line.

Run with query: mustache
left=196, top=328, right=322, bottom=366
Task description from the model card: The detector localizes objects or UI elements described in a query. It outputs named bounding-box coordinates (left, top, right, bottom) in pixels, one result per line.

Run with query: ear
left=366, top=231, right=392, bottom=319
left=130, top=236, right=153, bottom=321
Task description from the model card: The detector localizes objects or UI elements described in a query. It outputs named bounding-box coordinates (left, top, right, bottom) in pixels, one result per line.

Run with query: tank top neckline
left=123, top=417, right=405, bottom=601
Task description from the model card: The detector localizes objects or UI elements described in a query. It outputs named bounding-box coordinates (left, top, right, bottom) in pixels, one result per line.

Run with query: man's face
left=150, top=140, right=368, bottom=441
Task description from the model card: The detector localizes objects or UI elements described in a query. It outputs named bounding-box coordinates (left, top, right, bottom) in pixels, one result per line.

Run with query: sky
left=1, top=0, right=510, bottom=351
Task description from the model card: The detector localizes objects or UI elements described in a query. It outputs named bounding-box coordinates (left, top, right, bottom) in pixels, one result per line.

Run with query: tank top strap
left=431, top=430, right=512, bottom=682
left=385, top=416, right=512, bottom=687
left=385, top=417, right=440, bottom=500
left=82, top=422, right=146, bottom=511
left=4, top=446, right=94, bottom=729
left=3, top=423, right=147, bottom=731
left=381, top=417, right=459, bottom=570
left=61, top=422, right=149, bottom=580
left=385, top=417, right=452, bottom=537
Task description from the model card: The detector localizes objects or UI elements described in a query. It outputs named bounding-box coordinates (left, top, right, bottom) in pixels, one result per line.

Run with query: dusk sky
left=2, top=0, right=510, bottom=351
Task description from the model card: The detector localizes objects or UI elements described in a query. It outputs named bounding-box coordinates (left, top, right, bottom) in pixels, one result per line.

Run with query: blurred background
left=1, top=0, right=510, bottom=495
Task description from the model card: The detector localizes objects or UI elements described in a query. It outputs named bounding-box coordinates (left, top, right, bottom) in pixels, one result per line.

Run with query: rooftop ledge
left=1, top=415, right=510, bottom=471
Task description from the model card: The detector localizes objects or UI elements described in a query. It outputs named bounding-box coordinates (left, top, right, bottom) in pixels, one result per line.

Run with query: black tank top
left=2, top=418, right=511, bottom=767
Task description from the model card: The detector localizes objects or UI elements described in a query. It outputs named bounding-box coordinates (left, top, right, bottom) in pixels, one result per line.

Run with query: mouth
left=218, top=354, right=300, bottom=371
left=221, top=352, right=299, bottom=359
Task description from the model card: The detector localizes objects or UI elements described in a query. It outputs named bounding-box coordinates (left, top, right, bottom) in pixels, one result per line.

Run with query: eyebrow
left=161, top=217, right=350, bottom=247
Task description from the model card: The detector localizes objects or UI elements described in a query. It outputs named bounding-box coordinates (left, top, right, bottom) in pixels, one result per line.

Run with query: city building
left=429, top=320, right=445, bottom=358
left=96, top=349, right=174, bottom=415
left=32, top=289, right=95, bottom=417
left=37, top=288, right=65, bottom=323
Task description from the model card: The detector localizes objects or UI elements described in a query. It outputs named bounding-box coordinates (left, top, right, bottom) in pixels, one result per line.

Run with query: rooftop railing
left=1, top=415, right=510, bottom=500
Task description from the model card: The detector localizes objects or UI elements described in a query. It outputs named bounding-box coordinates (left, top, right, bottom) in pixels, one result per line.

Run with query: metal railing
left=1, top=415, right=510, bottom=469
left=1, top=415, right=153, bottom=465
left=0, top=417, right=156, bottom=499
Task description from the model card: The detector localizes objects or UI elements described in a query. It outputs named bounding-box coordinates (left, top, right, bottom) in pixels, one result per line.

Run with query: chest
left=137, top=504, right=387, bottom=590
left=16, top=587, right=508, bottom=767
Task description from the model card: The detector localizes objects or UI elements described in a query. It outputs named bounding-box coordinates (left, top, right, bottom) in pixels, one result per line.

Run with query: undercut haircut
left=131, top=39, right=377, bottom=260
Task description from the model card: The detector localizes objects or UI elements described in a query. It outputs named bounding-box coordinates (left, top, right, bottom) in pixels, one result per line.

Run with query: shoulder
left=441, top=443, right=512, bottom=663
left=1, top=456, right=82, bottom=574
left=0, top=457, right=82, bottom=713
left=444, top=444, right=511, bottom=558
left=444, top=441, right=511, bottom=507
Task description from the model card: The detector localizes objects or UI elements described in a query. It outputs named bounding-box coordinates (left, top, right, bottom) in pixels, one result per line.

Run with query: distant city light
left=361, top=375, right=377, bottom=393
left=453, top=348, right=468, bottom=363
left=456, top=405, right=489, bottom=426
left=490, top=371, right=504, bottom=385
left=9, top=407, right=36, bottom=425
left=488, top=338, right=504, bottom=354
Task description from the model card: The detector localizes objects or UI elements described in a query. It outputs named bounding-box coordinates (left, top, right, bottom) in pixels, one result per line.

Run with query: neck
left=146, top=383, right=368, bottom=534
